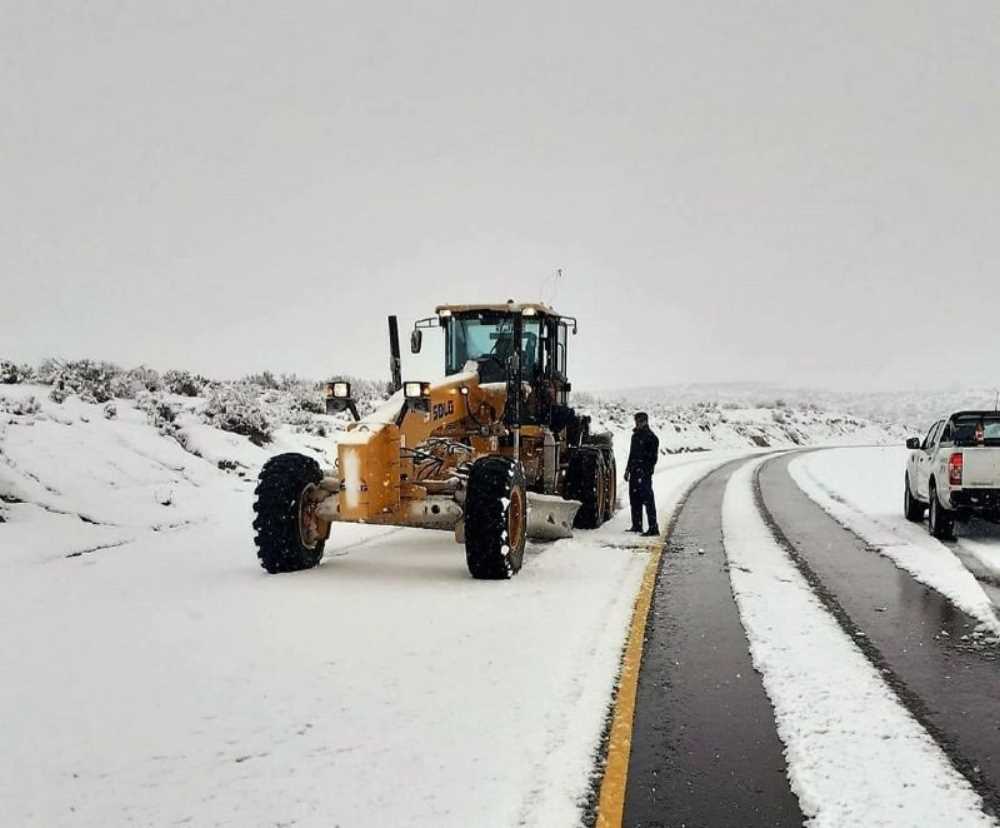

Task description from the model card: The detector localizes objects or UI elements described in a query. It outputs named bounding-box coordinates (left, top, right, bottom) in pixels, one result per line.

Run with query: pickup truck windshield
left=951, top=414, right=1000, bottom=446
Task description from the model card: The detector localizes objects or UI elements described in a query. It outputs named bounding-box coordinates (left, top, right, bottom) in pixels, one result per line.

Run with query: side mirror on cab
left=410, top=328, right=423, bottom=354
left=906, top=437, right=921, bottom=450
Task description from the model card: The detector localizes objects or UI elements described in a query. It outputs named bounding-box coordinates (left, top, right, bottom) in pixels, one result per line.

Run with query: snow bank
left=722, top=456, right=996, bottom=827
left=0, top=377, right=760, bottom=825
left=789, top=448, right=1000, bottom=636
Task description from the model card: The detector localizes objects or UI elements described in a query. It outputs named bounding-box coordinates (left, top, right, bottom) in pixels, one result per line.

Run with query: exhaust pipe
left=388, top=315, right=403, bottom=394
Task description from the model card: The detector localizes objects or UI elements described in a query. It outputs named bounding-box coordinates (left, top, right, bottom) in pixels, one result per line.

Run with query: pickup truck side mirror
left=905, top=437, right=921, bottom=450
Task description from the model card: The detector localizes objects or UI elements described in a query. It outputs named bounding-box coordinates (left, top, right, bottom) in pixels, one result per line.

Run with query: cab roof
left=435, top=302, right=558, bottom=316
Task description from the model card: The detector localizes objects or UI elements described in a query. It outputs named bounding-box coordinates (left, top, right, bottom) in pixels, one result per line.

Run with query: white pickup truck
left=904, top=410, right=1000, bottom=539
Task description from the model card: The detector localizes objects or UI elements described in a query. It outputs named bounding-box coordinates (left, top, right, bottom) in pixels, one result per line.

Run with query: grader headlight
left=325, top=382, right=359, bottom=419
left=404, top=381, right=432, bottom=413
left=404, top=382, right=430, bottom=399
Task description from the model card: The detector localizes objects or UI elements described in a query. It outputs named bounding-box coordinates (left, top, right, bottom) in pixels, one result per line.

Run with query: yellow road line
left=595, top=532, right=666, bottom=828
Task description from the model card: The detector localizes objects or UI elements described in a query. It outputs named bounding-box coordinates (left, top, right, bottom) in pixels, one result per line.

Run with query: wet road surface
left=623, top=460, right=803, bottom=828
left=757, top=453, right=1000, bottom=812
left=619, top=452, right=1000, bottom=826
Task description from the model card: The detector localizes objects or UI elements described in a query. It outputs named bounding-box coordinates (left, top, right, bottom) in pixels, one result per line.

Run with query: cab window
left=556, top=323, right=567, bottom=377
left=923, top=421, right=942, bottom=451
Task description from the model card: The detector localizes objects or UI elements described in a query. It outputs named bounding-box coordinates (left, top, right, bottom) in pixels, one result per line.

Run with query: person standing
left=625, top=412, right=660, bottom=536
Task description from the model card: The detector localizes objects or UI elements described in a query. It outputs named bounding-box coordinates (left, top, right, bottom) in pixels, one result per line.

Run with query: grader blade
left=526, top=493, right=581, bottom=541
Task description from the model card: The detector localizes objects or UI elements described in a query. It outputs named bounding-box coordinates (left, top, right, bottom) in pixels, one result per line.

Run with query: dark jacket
left=627, top=425, right=659, bottom=478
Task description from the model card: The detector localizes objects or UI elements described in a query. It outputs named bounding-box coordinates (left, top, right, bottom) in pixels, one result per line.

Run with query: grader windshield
left=444, top=311, right=542, bottom=383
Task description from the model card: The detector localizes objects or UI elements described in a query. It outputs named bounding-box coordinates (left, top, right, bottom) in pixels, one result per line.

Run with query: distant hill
left=586, top=382, right=1000, bottom=431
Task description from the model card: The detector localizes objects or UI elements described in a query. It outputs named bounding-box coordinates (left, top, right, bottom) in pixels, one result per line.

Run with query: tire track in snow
left=788, top=450, right=1000, bottom=633
left=755, top=453, right=1000, bottom=817
left=724, top=455, right=997, bottom=826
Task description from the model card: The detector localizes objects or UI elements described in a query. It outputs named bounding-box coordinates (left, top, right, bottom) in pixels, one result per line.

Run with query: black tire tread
left=903, top=473, right=925, bottom=522
left=464, top=456, right=527, bottom=580
left=602, top=449, right=617, bottom=522
left=566, top=448, right=606, bottom=529
left=253, top=453, right=326, bottom=574
left=928, top=481, right=956, bottom=541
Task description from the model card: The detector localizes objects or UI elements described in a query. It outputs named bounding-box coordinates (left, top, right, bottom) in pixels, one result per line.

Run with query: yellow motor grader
left=253, top=302, right=617, bottom=579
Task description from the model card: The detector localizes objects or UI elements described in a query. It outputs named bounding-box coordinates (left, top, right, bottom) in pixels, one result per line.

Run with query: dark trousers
left=629, top=472, right=658, bottom=531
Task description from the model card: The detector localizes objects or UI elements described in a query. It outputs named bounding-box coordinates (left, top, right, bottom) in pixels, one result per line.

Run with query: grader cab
left=253, top=301, right=617, bottom=579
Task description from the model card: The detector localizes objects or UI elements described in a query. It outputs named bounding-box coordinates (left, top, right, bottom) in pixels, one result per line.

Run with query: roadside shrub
left=202, top=384, right=272, bottom=445
left=136, top=392, right=177, bottom=429
left=288, top=381, right=325, bottom=414
left=0, top=361, right=34, bottom=384
left=0, top=395, right=41, bottom=416
left=35, top=358, right=63, bottom=385
left=162, top=369, right=207, bottom=397
left=134, top=393, right=199, bottom=454
left=103, top=402, right=117, bottom=420
left=110, top=366, right=161, bottom=399
left=242, top=370, right=280, bottom=390
left=46, top=359, right=117, bottom=404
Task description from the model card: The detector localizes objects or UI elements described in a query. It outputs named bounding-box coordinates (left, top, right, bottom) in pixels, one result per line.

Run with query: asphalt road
left=620, top=452, right=1000, bottom=827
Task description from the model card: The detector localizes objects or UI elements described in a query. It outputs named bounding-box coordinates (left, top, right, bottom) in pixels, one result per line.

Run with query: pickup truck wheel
left=903, top=473, right=925, bottom=522
left=928, top=482, right=956, bottom=541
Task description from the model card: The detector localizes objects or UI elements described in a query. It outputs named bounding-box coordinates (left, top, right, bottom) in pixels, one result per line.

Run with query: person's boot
left=626, top=526, right=643, bottom=533
left=642, top=526, right=660, bottom=537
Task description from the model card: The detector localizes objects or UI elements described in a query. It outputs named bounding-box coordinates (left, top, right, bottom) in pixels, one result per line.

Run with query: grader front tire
left=253, top=453, right=326, bottom=574
left=464, top=456, right=527, bottom=580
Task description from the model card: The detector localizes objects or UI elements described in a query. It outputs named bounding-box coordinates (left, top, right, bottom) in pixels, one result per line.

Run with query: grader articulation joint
left=253, top=301, right=617, bottom=579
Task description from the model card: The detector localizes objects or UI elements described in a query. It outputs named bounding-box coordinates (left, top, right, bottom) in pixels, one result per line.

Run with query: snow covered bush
left=0, top=360, right=34, bottom=384
left=0, top=395, right=41, bottom=416
left=242, top=371, right=280, bottom=390
left=162, top=369, right=207, bottom=397
left=109, top=366, right=159, bottom=399
left=103, top=402, right=117, bottom=420
left=134, top=393, right=198, bottom=453
left=289, top=382, right=325, bottom=415
left=109, top=366, right=161, bottom=398
left=202, top=384, right=272, bottom=445
left=44, top=359, right=116, bottom=404
left=136, top=393, right=178, bottom=429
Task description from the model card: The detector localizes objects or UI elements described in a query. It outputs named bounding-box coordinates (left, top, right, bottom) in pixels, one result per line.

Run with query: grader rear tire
left=566, top=448, right=607, bottom=529
left=253, top=453, right=326, bottom=574
left=603, top=450, right=618, bottom=522
left=465, top=456, right=527, bottom=579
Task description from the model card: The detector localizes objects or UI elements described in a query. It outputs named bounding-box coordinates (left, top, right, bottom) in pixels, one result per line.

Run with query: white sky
left=2, top=2, right=999, bottom=391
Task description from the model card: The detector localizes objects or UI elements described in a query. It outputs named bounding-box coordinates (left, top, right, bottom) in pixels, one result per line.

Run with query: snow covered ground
left=0, top=372, right=937, bottom=826
left=722, top=456, right=996, bottom=827
left=0, top=384, right=762, bottom=827
left=789, top=447, right=1000, bottom=636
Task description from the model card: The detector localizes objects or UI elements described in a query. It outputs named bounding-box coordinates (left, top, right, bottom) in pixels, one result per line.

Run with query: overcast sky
left=2, top=2, right=999, bottom=392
